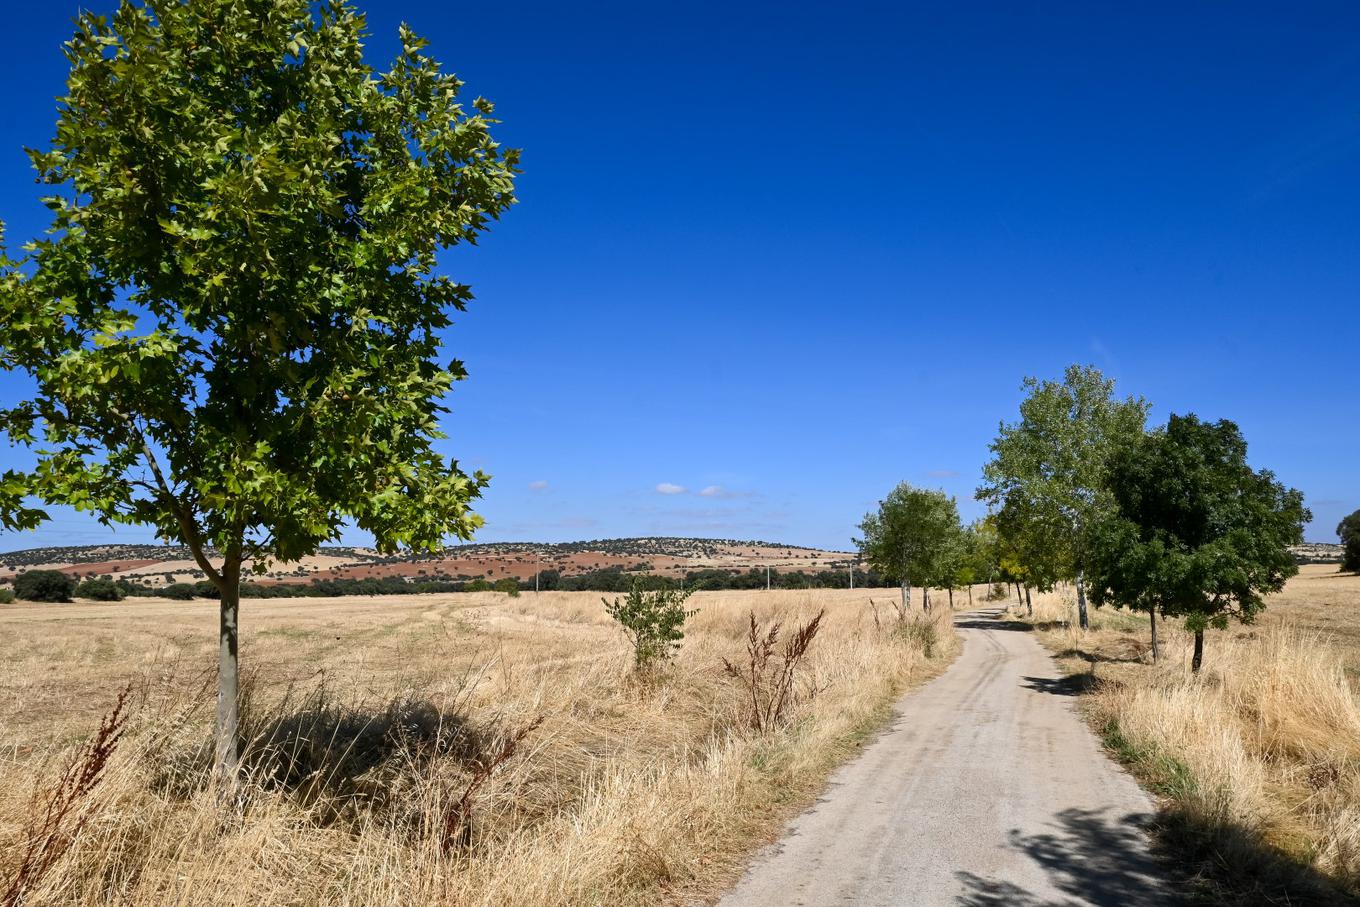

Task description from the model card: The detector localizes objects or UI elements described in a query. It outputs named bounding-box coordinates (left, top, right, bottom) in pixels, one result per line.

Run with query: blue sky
left=1, top=1, right=1357, bottom=552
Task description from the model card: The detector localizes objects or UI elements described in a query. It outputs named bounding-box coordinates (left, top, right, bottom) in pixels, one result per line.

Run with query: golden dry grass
left=1010, top=565, right=1360, bottom=901
left=0, top=587, right=959, bottom=906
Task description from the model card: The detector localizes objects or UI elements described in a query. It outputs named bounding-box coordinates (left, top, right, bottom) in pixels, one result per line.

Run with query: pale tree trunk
left=899, top=579, right=912, bottom=619
left=1149, top=607, right=1159, bottom=663
left=923, top=587, right=931, bottom=613
left=1025, top=586, right=1032, bottom=617
left=1075, top=570, right=1090, bottom=630
left=1191, top=628, right=1204, bottom=673
left=216, top=549, right=244, bottom=795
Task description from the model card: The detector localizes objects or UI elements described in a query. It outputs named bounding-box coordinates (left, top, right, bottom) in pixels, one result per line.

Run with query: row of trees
left=855, top=486, right=997, bottom=618
left=981, top=366, right=1307, bottom=671
left=856, top=365, right=1312, bottom=672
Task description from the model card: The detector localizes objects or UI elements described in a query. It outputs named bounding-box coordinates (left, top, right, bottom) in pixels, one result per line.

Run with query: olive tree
left=978, top=365, right=1148, bottom=629
left=1086, top=415, right=1308, bottom=671
left=0, top=0, right=518, bottom=788
left=856, top=483, right=962, bottom=617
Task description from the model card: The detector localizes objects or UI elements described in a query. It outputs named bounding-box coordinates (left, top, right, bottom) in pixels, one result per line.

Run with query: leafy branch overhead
left=0, top=0, right=519, bottom=565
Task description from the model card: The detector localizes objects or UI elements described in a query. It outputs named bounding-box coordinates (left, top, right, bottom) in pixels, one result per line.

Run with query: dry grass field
left=0, top=587, right=957, bottom=906
left=1009, top=565, right=1360, bottom=902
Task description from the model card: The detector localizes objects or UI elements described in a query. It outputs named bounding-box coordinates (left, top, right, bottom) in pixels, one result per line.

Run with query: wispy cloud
left=928, top=469, right=959, bottom=479
left=528, top=480, right=549, bottom=490
left=698, top=485, right=723, bottom=497
left=655, top=482, right=686, bottom=495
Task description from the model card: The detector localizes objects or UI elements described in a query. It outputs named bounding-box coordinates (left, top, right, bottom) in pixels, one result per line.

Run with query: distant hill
left=1292, top=542, right=1344, bottom=564
left=0, top=537, right=854, bottom=587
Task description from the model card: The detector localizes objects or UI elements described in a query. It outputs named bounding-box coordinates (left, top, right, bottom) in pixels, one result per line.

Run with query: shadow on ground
left=955, top=806, right=1172, bottom=906
left=1022, top=673, right=1100, bottom=697
left=954, top=617, right=1035, bottom=632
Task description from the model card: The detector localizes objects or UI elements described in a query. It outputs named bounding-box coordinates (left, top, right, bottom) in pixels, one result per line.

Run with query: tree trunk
left=948, top=587, right=954, bottom=609
left=1025, top=586, right=1032, bottom=616
left=1149, top=607, right=1159, bottom=663
left=1075, top=570, right=1090, bottom=630
left=923, top=587, right=931, bottom=613
left=215, top=554, right=243, bottom=796
left=1014, top=583, right=1023, bottom=607
left=967, top=585, right=973, bottom=608
left=1191, top=628, right=1204, bottom=673
left=899, top=579, right=911, bottom=618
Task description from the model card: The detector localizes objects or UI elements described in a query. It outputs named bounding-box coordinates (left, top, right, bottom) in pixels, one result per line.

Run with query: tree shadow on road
left=1021, top=673, right=1100, bottom=697
left=954, top=804, right=1358, bottom=906
left=954, top=616, right=1035, bottom=632
left=954, top=806, right=1176, bottom=906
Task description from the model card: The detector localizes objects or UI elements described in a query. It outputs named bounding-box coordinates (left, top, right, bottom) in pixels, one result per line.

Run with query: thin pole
left=849, top=559, right=854, bottom=591
left=766, top=564, right=770, bottom=591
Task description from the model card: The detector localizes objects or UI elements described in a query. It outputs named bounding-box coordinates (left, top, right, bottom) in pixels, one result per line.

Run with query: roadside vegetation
left=979, top=364, right=1356, bottom=903
left=0, top=588, right=957, bottom=906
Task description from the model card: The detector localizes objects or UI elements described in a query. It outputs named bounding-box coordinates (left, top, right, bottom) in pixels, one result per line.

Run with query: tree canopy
left=1338, top=509, right=1360, bottom=574
left=856, top=482, right=962, bottom=615
left=0, top=0, right=518, bottom=785
left=1086, top=414, right=1309, bottom=670
left=977, top=364, right=1148, bottom=628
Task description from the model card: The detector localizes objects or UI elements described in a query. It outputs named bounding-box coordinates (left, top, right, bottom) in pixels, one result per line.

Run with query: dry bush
left=2, top=685, right=129, bottom=907
left=722, top=609, right=825, bottom=732
left=0, top=587, right=959, bottom=906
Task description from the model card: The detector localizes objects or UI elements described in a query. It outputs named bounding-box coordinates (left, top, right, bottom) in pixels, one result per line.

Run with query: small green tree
left=0, top=0, right=517, bottom=788
left=603, top=581, right=698, bottom=671
left=14, top=570, right=77, bottom=603
left=856, top=483, right=962, bottom=617
left=1087, top=414, right=1309, bottom=671
left=1338, top=509, right=1360, bottom=574
left=978, top=365, right=1148, bottom=629
left=75, top=577, right=124, bottom=601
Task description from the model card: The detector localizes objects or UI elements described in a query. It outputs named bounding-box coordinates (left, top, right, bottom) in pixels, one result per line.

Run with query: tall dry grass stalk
left=0, top=589, right=958, bottom=906
left=1014, top=576, right=1360, bottom=898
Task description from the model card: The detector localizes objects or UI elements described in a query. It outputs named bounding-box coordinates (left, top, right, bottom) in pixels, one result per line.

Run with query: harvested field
left=0, top=587, right=958, bottom=906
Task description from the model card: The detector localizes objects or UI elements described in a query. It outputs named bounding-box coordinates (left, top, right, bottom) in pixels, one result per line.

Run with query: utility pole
left=535, top=552, right=540, bottom=594
left=849, top=559, right=854, bottom=591
left=766, top=564, right=770, bottom=591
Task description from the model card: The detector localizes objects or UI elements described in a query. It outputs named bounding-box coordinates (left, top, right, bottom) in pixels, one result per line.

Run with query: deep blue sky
left=1, top=2, right=1357, bottom=551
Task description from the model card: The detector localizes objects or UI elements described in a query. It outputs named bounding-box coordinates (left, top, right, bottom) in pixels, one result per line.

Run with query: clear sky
left=1, top=1, right=1357, bottom=552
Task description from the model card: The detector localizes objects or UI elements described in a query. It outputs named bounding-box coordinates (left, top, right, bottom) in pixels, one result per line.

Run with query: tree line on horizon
left=856, top=364, right=1316, bottom=672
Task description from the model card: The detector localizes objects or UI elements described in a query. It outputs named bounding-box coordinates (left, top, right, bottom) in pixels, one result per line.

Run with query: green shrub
left=0, top=588, right=14, bottom=604
left=14, top=569, right=76, bottom=603
left=603, top=581, right=698, bottom=671
left=493, top=577, right=521, bottom=597
left=465, top=578, right=492, bottom=592
left=75, top=577, right=124, bottom=601
left=162, top=583, right=197, bottom=601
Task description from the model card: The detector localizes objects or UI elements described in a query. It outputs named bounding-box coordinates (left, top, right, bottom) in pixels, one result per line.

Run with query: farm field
left=1013, top=565, right=1360, bottom=902
left=0, top=587, right=957, bottom=906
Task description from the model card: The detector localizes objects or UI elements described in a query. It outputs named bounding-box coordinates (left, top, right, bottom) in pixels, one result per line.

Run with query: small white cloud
left=528, top=480, right=549, bottom=490
left=656, top=483, right=686, bottom=495
left=698, top=485, right=723, bottom=497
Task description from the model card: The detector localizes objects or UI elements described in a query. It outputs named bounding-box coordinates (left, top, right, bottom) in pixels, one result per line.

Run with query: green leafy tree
left=14, top=570, right=77, bottom=603
left=1087, top=414, right=1309, bottom=671
left=75, top=576, right=124, bottom=601
left=1338, top=509, right=1360, bottom=573
left=603, top=581, right=699, bottom=671
left=0, top=0, right=518, bottom=788
left=856, top=483, right=962, bottom=617
left=978, top=365, right=1148, bottom=629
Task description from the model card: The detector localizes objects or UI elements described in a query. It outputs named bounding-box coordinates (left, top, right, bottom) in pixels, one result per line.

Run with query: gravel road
left=719, top=608, right=1172, bottom=906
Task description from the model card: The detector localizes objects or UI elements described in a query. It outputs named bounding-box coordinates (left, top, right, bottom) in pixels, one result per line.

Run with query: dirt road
left=719, top=609, right=1171, bottom=906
